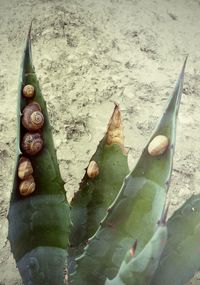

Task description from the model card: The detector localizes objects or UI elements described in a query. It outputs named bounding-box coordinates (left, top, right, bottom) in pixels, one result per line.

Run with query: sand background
left=0, top=0, right=200, bottom=284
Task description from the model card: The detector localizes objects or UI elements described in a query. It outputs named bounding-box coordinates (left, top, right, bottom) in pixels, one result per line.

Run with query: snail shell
left=22, top=102, right=44, bottom=131
left=22, top=84, right=35, bottom=98
left=87, top=160, right=99, bottom=178
left=148, top=135, right=169, bottom=156
left=19, top=175, right=36, bottom=196
left=18, top=156, right=33, bottom=180
left=21, top=132, right=43, bottom=156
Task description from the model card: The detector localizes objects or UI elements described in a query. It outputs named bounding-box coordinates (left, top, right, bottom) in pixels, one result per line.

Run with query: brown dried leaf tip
left=106, top=104, right=125, bottom=150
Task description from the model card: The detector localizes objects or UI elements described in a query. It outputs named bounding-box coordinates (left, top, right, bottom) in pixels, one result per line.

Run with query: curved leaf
left=7, top=25, right=70, bottom=284
left=71, top=59, right=187, bottom=285
left=69, top=105, right=129, bottom=248
left=151, top=194, right=200, bottom=285
left=105, top=208, right=168, bottom=285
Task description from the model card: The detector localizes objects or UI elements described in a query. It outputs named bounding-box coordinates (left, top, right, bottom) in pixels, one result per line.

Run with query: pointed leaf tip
left=184, top=54, right=189, bottom=64
left=181, top=55, right=188, bottom=75
left=28, top=20, right=33, bottom=37
left=108, top=104, right=121, bottom=131
left=176, top=56, right=187, bottom=88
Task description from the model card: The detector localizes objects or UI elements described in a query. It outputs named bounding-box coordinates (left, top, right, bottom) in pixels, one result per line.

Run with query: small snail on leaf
left=148, top=135, right=169, bottom=156
left=21, top=132, right=43, bottom=156
left=87, top=160, right=99, bottom=179
left=19, top=175, right=36, bottom=196
left=22, top=84, right=35, bottom=98
left=18, top=156, right=33, bottom=180
left=22, top=102, right=44, bottom=131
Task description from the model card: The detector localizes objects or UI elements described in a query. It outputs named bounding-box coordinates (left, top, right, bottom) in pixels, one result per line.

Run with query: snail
left=87, top=160, right=99, bottom=178
left=21, top=132, right=43, bottom=156
left=22, top=102, right=44, bottom=131
left=18, top=156, right=33, bottom=180
left=19, top=175, right=36, bottom=196
left=22, top=84, right=35, bottom=98
left=148, top=135, right=169, bottom=156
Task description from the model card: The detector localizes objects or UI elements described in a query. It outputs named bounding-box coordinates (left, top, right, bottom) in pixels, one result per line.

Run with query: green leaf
left=150, top=194, right=200, bottom=285
left=105, top=207, right=168, bottom=285
left=7, top=25, right=70, bottom=284
left=71, top=59, right=187, bottom=285
left=69, top=105, right=129, bottom=250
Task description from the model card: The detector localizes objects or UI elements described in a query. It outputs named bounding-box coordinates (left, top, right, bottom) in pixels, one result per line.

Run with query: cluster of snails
left=18, top=84, right=44, bottom=196
left=18, top=157, right=35, bottom=196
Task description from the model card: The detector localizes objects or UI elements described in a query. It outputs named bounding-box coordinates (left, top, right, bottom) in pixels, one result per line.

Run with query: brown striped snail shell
left=87, top=160, right=99, bottom=178
left=19, top=175, right=36, bottom=196
left=148, top=135, right=169, bottom=156
left=22, top=84, right=35, bottom=98
left=22, top=102, right=44, bottom=131
left=21, top=132, right=43, bottom=156
left=18, top=156, right=33, bottom=180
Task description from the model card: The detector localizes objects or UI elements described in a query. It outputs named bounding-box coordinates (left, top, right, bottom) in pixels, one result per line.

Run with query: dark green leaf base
left=17, top=246, right=67, bottom=285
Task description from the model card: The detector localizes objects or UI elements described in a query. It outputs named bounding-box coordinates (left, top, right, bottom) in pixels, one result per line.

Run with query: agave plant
left=7, top=26, right=200, bottom=285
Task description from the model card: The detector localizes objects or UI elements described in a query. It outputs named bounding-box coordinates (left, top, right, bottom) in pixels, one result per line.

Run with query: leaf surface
left=106, top=215, right=167, bottom=285
left=151, top=194, right=200, bottom=285
left=8, top=25, right=70, bottom=285
left=71, top=59, right=187, bottom=285
left=69, top=105, right=129, bottom=249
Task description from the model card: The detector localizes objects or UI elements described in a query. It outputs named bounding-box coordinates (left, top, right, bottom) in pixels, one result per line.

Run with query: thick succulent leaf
left=7, top=25, right=70, bottom=284
left=150, top=194, right=200, bottom=285
left=70, top=59, right=187, bottom=285
left=105, top=209, right=168, bottom=285
left=69, top=105, right=129, bottom=248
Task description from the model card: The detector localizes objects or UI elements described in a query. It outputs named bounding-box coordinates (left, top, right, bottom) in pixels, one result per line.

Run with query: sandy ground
left=0, top=0, right=200, bottom=284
